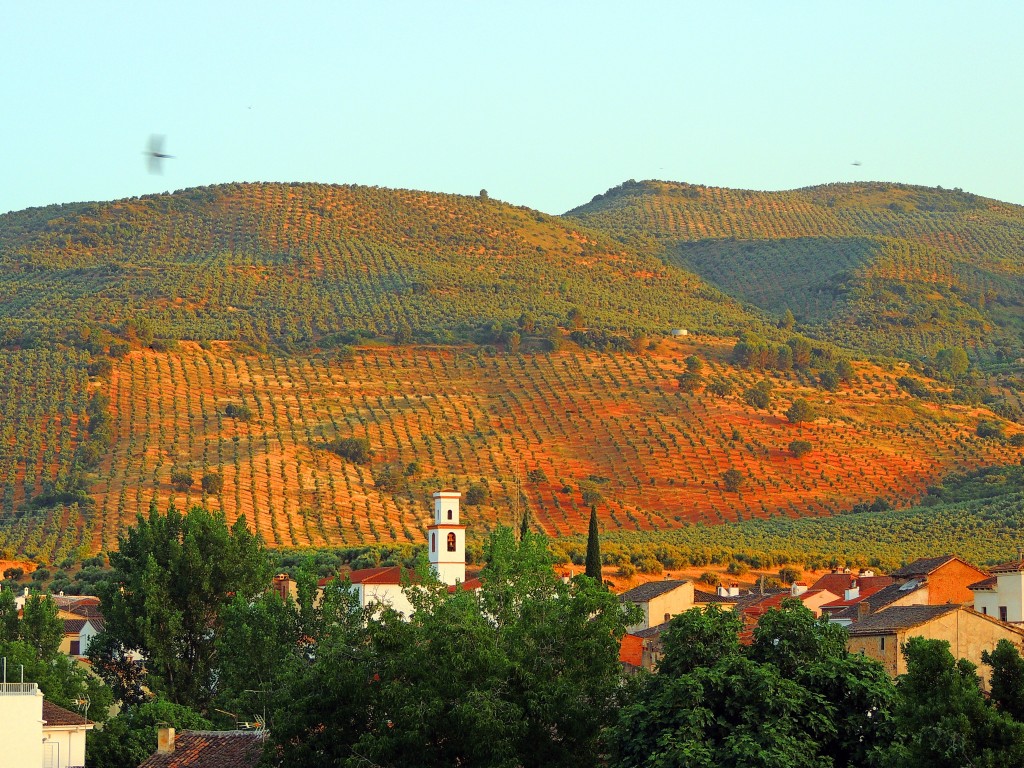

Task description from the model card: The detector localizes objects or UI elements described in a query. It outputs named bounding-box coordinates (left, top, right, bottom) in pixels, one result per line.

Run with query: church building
left=339, top=489, right=470, bottom=617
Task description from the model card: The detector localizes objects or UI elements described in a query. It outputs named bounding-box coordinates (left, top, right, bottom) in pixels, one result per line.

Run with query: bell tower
left=427, top=489, right=465, bottom=585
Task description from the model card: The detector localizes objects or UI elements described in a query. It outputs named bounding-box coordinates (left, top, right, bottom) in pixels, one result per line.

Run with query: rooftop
left=847, top=604, right=959, bottom=636
left=43, top=699, right=93, bottom=728
left=619, top=579, right=691, bottom=603
left=139, top=730, right=265, bottom=768
left=890, top=555, right=968, bottom=579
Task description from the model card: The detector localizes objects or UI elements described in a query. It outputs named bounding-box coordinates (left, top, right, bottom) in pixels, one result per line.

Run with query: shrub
left=465, top=482, right=488, bottom=506
left=722, top=469, right=746, bottom=493
left=1009, top=434, right=1024, bottom=447
left=328, top=437, right=371, bottom=465
left=526, top=469, right=548, bottom=483
left=977, top=420, right=1006, bottom=440
left=201, top=473, right=224, bottom=495
left=789, top=440, right=813, bottom=458
left=699, top=571, right=721, bottom=587
left=677, top=372, right=705, bottom=393
left=707, top=379, right=734, bottom=397
left=742, top=381, right=772, bottom=410
left=778, top=566, right=801, bottom=584
left=170, top=467, right=193, bottom=492
left=224, top=403, right=253, bottom=421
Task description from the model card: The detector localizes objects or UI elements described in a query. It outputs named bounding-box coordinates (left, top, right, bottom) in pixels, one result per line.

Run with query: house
left=970, top=560, right=1024, bottom=623
left=0, top=681, right=93, bottom=768
left=619, top=579, right=695, bottom=633
left=43, top=699, right=94, bottom=768
left=888, top=555, right=988, bottom=605
left=139, top=727, right=264, bottom=768
left=741, top=583, right=840, bottom=626
left=847, top=604, right=1024, bottom=683
left=819, top=577, right=894, bottom=626
left=60, top=617, right=101, bottom=658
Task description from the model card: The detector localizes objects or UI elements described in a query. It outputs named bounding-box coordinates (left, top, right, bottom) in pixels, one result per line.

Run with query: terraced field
left=2, top=337, right=998, bottom=559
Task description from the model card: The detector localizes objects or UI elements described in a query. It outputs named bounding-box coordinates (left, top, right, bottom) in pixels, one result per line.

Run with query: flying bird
left=851, top=160, right=863, bottom=167
left=146, top=135, right=174, bottom=174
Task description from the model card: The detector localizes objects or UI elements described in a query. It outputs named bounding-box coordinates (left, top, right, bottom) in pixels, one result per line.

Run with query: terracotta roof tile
left=139, top=731, right=264, bottom=768
left=42, top=699, right=92, bottom=727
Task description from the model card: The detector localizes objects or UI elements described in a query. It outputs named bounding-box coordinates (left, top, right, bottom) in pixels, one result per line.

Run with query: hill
left=566, top=180, right=1024, bottom=365
left=0, top=181, right=1022, bottom=564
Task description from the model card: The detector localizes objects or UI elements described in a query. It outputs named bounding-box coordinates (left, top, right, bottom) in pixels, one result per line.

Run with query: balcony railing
left=0, top=682, right=40, bottom=694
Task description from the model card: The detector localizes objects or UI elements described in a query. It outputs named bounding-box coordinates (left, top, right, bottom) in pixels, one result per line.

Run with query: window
left=447, top=532, right=456, bottom=552
left=982, top=606, right=988, bottom=615
left=448, top=509, right=453, bottom=520
left=664, top=613, right=671, bottom=623
left=1000, top=606, right=1009, bottom=622
left=879, top=636, right=885, bottom=651
left=70, top=640, right=80, bottom=656
left=431, top=533, right=435, bottom=553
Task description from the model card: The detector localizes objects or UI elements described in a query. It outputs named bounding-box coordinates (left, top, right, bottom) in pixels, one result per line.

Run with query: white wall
left=0, top=684, right=44, bottom=768
left=359, top=583, right=415, bottom=618
left=42, top=725, right=89, bottom=768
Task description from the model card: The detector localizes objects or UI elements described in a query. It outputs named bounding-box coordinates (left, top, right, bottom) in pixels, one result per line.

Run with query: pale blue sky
left=3, top=2, right=1022, bottom=215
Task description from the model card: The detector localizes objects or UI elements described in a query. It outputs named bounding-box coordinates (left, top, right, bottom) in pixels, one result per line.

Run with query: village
left=4, top=489, right=1024, bottom=767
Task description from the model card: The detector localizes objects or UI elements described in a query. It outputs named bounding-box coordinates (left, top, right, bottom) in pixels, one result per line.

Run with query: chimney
left=728, top=584, right=740, bottom=597
left=859, top=569, right=875, bottom=578
left=157, top=727, right=175, bottom=755
left=844, top=585, right=860, bottom=601
left=717, top=585, right=728, bottom=597
left=791, top=582, right=808, bottom=596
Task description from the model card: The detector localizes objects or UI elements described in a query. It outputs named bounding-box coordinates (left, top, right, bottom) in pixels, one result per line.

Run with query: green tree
left=327, top=436, right=371, bottom=464
left=200, top=472, right=224, bottom=495
left=585, top=505, right=602, bottom=581
left=684, top=355, right=703, bottom=374
left=0, top=638, right=113, bottom=720
left=100, top=503, right=269, bottom=712
left=676, top=371, right=705, bottom=393
left=169, top=467, right=193, bottom=492
left=269, top=527, right=634, bottom=768
left=743, top=380, right=773, bottom=410
left=20, top=594, right=64, bottom=660
left=786, top=397, right=816, bottom=424
left=789, top=439, right=813, bottom=458
left=722, top=469, right=745, bottom=492
left=0, top=587, right=19, bottom=641
left=465, top=481, right=488, bottom=506
left=983, top=639, right=1024, bottom=722
left=886, top=637, right=1024, bottom=767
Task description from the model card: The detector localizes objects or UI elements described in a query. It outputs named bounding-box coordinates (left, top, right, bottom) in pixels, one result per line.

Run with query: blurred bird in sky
left=851, top=160, right=863, bottom=166
left=146, top=135, right=174, bottom=174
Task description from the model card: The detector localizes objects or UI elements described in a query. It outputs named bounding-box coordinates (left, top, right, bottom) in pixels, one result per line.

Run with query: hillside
left=567, top=180, right=1024, bottom=365
left=0, top=182, right=759, bottom=348
left=0, top=181, right=1022, bottom=563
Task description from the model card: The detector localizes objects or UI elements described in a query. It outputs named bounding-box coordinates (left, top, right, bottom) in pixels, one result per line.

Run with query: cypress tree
left=520, top=508, right=531, bottom=540
left=585, top=505, right=602, bottom=582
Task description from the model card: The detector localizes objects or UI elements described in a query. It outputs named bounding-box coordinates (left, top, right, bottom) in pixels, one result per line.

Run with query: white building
left=329, top=490, right=472, bottom=617
left=971, top=560, right=1024, bottom=623
left=427, top=489, right=466, bottom=586
left=0, top=680, right=93, bottom=768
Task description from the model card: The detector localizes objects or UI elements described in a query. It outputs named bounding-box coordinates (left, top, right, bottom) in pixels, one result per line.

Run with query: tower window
left=431, top=533, right=435, bottom=553
left=448, top=509, right=453, bottom=520
left=447, top=532, right=456, bottom=552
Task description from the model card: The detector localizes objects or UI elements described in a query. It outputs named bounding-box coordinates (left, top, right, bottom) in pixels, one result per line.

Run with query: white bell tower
left=427, top=489, right=465, bottom=585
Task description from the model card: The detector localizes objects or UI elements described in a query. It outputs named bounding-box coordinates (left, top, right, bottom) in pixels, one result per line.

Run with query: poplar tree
left=585, top=505, right=602, bottom=582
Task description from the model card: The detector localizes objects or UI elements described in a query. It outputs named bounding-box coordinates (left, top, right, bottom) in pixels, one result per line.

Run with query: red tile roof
left=809, top=573, right=894, bottom=594
left=42, top=700, right=92, bottom=727
left=619, top=634, right=644, bottom=667
left=448, top=578, right=483, bottom=593
left=742, top=590, right=838, bottom=620
left=821, top=584, right=888, bottom=609
left=139, top=731, right=264, bottom=768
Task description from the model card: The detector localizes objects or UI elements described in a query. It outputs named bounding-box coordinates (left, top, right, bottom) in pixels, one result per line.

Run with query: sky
left=2, top=2, right=1023, bottom=216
